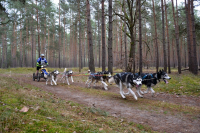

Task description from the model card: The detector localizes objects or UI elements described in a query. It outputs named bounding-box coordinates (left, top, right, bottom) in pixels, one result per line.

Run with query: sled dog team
left=45, top=68, right=74, bottom=86
left=44, top=68, right=171, bottom=100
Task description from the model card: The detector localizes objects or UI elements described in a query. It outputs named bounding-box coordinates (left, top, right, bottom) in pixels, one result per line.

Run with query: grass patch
left=153, top=72, right=200, bottom=96
left=0, top=76, right=155, bottom=133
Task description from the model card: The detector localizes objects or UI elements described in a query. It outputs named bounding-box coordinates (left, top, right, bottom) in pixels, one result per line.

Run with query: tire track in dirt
left=3, top=74, right=200, bottom=133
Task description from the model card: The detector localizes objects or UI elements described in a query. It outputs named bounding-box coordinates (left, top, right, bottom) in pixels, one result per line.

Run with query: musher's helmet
left=41, top=54, right=45, bottom=59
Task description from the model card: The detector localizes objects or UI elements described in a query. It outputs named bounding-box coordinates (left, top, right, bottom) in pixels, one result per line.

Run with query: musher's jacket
left=36, top=57, right=48, bottom=67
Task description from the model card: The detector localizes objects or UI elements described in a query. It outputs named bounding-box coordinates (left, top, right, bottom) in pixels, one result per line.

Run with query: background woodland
left=0, top=0, right=200, bottom=74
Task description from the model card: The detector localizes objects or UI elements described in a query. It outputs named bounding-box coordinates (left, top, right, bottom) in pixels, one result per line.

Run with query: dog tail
left=64, top=68, right=67, bottom=72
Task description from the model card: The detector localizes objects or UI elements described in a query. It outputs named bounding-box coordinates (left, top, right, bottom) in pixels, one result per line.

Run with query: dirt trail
left=4, top=74, right=200, bottom=133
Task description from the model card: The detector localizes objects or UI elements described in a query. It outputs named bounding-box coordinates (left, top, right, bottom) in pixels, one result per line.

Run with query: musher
left=36, top=54, right=48, bottom=76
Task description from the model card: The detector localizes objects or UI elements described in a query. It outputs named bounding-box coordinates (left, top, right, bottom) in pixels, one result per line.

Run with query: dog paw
left=135, top=98, right=138, bottom=100
left=121, top=95, right=126, bottom=99
left=144, top=91, right=148, bottom=94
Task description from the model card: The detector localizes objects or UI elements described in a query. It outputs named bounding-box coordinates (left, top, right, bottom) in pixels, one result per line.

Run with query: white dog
left=60, top=68, right=74, bottom=85
left=46, top=70, right=60, bottom=85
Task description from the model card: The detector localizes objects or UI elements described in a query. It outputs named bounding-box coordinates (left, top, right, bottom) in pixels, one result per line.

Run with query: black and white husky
left=136, top=69, right=171, bottom=97
left=108, top=72, right=142, bottom=100
left=46, top=70, right=60, bottom=85
left=60, top=68, right=74, bottom=85
left=85, top=70, right=112, bottom=90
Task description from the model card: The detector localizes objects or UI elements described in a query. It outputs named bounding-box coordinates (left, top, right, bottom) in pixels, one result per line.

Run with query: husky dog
left=136, top=69, right=171, bottom=97
left=46, top=70, right=60, bottom=85
left=85, top=70, right=112, bottom=90
left=60, top=68, right=74, bottom=85
left=108, top=72, right=142, bottom=100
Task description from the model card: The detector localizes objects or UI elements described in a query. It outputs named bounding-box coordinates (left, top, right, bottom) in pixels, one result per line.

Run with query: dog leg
left=101, top=81, right=108, bottom=90
left=52, top=75, right=57, bottom=85
left=46, top=78, right=48, bottom=85
left=85, top=79, right=89, bottom=85
left=150, top=87, right=155, bottom=96
left=66, top=77, right=70, bottom=85
left=144, top=87, right=151, bottom=94
left=93, top=80, right=97, bottom=86
left=60, top=75, right=65, bottom=82
left=128, top=88, right=138, bottom=100
left=63, top=76, right=66, bottom=83
left=52, top=79, right=57, bottom=85
left=136, top=86, right=143, bottom=98
left=71, top=76, right=74, bottom=82
left=123, top=91, right=130, bottom=95
left=51, top=77, right=53, bottom=85
left=88, top=79, right=94, bottom=88
left=55, top=76, right=58, bottom=83
left=123, top=84, right=130, bottom=95
left=138, top=86, right=144, bottom=95
left=119, top=81, right=126, bottom=98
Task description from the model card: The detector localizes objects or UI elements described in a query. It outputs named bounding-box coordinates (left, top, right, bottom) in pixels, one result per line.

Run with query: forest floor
left=1, top=69, right=200, bottom=133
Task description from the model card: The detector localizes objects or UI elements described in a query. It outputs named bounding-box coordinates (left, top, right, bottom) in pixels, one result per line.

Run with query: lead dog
left=85, top=70, right=112, bottom=90
left=46, top=70, right=60, bottom=85
left=108, top=72, right=142, bottom=100
left=60, top=68, right=74, bottom=85
left=136, top=69, right=171, bottom=97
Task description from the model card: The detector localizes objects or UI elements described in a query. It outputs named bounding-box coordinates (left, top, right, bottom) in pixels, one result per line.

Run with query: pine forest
left=0, top=0, right=200, bottom=74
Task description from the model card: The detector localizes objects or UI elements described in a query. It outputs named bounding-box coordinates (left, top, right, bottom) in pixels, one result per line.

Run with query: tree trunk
left=108, top=0, right=113, bottom=73
left=63, top=17, right=66, bottom=67
left=171, top=0, right=181, bottom=74
left=185, top=0, right=191, bottom=70
left=31, top=2, right=34, bottom=68
left=161, top=0, right=167, bottom=72
left=152, top=0, right=159, bottom=72
left=132, top=26, right=136, bottom=73
left=139, top=0, right=142, bottom=73
left=47, top=25, right=50, bottom=65
left=20, top=14, right=23, bottom=67
left=102, top=0, right=106, bottom=71
left=43, top=1, right=46, bottom=60
left=58, top=0, right=61, bottom=68
left=36, top=0, right=40, bottom=58
left=1, top=24, right=7, bottom=68
left=98, top=7, right=101, bottom=68
left=13, top=21, right=17, bottom=67
left=1, top=31, right=3, bottom=68
left=191, top=0, right=198, bottom=74
left=86, top=0, right=95, bottom=72
left=123, top=0, right=127, bottom=71
left=78, top=0, right=82, bottom=72
left=164, top=0, right=171, bottom=73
